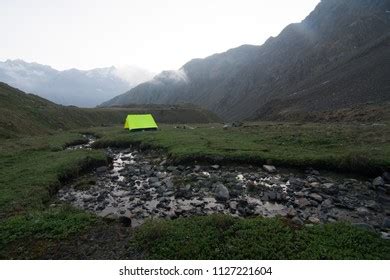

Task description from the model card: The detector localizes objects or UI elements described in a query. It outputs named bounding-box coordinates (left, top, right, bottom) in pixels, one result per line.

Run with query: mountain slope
left=0, top=60, right=154, bottom=107
left=0, top=82, right=220, bottom=138
left=101, top=0, right=390, bottom=121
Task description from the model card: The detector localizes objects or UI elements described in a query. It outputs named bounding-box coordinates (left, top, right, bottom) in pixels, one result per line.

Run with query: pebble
left=57, top=147, right=388, bottom=232
left=263, top=165, right=277, bottom=173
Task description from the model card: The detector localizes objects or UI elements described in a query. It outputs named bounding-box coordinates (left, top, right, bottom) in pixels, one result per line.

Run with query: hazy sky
left=1, top=0, right=320, bottom=72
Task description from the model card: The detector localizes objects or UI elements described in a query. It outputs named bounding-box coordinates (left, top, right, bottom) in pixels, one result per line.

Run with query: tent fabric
left=124, top=114, right=158, bottom=131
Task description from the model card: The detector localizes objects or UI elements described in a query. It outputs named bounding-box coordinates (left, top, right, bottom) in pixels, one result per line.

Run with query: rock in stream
left=57, top=146, right=390, bottom=236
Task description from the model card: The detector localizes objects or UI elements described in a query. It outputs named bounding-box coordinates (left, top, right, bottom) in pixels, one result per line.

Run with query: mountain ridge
left=0, top=59, right=154, bottom=107
left=101, top=0, right=390, bottom=121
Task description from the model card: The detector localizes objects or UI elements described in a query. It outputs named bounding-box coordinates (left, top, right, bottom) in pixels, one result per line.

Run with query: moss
left=131, top=215, right=390, bottom=260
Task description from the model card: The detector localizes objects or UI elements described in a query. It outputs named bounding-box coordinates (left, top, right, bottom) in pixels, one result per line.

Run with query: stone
left=373, top=176, right=385, bottom=187
left=294, top=197, right=311, bottom=208
left=292, top=217, right=304, bottom=225
left=232, top=122, right=243, bottom=127
left=381, top=232, right=390, bottom=240
left=289, top=178, right=305, bottom=188
left=263, top=191, right=277, bottom=201
left=382, top=217, right=390, bottom=229
left=83, top=196, right=94, bottom=202
left=263, top=165, right=276, bottom=173
left=306, top=176, right=318, bottom=183
left=229, top=201, right=238, bottom=211
left=356, top=207, right=369, bottom=214
left=323, top=183, right=335, bottom=188
left=175, top=184, right=192, bottom=199
left=308, top=193, right=323, bottom=202
left=96, top=166, right=107, bottom=173
left=214, top=183, right=230, bottom=201
left=294, top=191, right=306, bottom=197
left=177, top=165, right=185, bottom=171
left=286, top=207, right=297, bottom=217
left=211, top=165, right=220, bottom=170
left=166, top=166, right=176, bottom=172
left=308, top=216, right=320, bottom=224
left=163, top=178, right=174, bottom=189
left=365, top=200, right=380, bottom=212
left=148, top=177, right=159, bottom=183
left=193, top=165, right=201, bottom=172
left=309, top=182, right=320, bottom=188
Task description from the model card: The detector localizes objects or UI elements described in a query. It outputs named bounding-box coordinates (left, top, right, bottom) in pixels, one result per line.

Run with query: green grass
left=0, top=132, right=107, bottom=218
left=131, top=215, right=390, bottom=259
left=1, top=122, right=389, bottom=259
left=0, top=131, right=106, bottom=258
left=0, top=208, right=96, bottom=253
left=90, top=122, right=390, bottom=175
left=0, top=82, right=219, bottom=139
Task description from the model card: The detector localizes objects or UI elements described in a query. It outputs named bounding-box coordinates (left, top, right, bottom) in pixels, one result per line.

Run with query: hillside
left=0, top=82, right=220, bottom=138
left=0, top=60, right=154, bottom=107
left=101, top=0, right=390, bottom=121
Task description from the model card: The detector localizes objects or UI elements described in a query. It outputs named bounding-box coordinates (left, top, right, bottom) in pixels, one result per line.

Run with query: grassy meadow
left=90, top=122, right=390, bottom=175
left=0, top=121, right=389, bottom=259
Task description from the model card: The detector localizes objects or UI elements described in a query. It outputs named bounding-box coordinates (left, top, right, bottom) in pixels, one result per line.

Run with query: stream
left=58, top=135, right=390, bottom=237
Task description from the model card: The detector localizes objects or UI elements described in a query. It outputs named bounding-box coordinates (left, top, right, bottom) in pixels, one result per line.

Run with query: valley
left=0, top=0, right=389, bottom=262
left=1, top=122, right=389, bottom=259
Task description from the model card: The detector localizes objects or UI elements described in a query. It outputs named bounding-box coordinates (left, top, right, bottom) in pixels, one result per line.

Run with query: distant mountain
left=101, top=0, right=390, bottom=121
left=0, top=59, right=154, bottom=107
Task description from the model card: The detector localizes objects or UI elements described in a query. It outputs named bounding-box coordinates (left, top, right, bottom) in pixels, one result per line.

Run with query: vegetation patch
left=0, top=148, right=106, bottom=218
left=89, top=122, right=390, bottom=175
left=131, top=215, right=390, bottom=259
left=0, top=207, right=97, bottom=258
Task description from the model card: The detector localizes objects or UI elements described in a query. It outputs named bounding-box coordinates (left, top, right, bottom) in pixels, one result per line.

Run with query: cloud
left=152, top=68, right=189, bottom=84
left=113, top=65, right=155, bottom=86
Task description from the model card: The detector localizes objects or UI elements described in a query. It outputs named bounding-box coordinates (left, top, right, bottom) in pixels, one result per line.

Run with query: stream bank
left=58, top=136, right=390, bottom=237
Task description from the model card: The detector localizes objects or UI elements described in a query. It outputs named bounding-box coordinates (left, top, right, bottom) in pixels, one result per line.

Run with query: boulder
left=175, top=184, right=192, bottom=199
left=323, top=183, right=335, bottom=188
left=291, top=217, right=304, bottom=225
left=214, top=183, right=230, bottom=201
left=382, top=217, right=390, bottom=229
left=373, top=176, right=385, bottom=187
left=294, top=197, right=311, bottom=208
left=148, top=177, right=159, bottom=184
left=263, top=165, right=277, bottom=173
left=309, top=193, right=323, bottom=202
left=166, top=166, right=176, bottom=172
left=308, top=216, right=320, bottom=224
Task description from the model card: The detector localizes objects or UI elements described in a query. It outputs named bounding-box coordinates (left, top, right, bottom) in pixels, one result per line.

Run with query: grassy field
left=0, top=82, right=220, bottom=139
left=90, top=122, right=390, bottom=175
left=0, top=122, right=389, bottom=259
left=131, top=215, right=390, bottom=259
left=0, top=132, right=107, bottom=258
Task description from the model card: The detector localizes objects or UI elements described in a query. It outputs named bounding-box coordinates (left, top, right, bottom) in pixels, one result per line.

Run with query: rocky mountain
left=101, top=0, right=390, bottom=121
left=0, top=59, right=154, bottom=107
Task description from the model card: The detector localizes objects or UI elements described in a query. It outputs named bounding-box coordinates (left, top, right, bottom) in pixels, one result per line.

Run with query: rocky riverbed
left=58, top=140, right=390, bottom=237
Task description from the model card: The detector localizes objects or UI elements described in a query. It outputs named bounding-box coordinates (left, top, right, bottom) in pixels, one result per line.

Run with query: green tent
left=124, top=114, right=158, bottom=131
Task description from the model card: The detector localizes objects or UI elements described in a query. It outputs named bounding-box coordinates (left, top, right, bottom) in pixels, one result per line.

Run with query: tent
left=123, top=114, right=158, bottom=131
